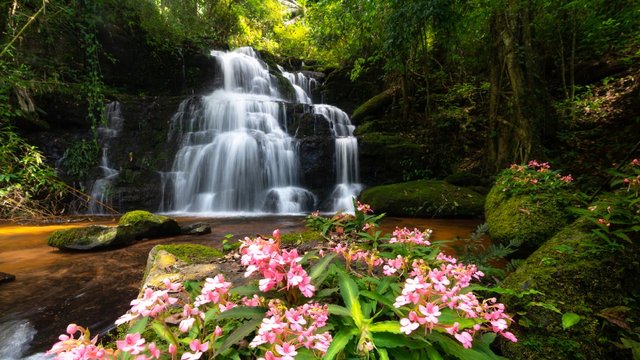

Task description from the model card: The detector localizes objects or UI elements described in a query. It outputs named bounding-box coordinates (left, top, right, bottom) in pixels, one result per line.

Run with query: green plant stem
left=0, top=1, right=49, bottom=58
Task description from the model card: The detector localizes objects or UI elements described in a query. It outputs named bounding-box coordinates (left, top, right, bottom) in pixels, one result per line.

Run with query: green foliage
left=0, top=126, right=66, bottom=218
left=569, top=159, right=640, bottom=251
left=61, top=139, right=99, bottom=180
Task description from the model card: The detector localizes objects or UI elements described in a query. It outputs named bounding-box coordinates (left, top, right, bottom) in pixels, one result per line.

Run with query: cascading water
left=163, top=47, right=359, bottom=214
left=88, top=101, right=123, bottom=214
left=314, top=105, right=362, bottom=212
left=164, top=48, right=315, bottom=214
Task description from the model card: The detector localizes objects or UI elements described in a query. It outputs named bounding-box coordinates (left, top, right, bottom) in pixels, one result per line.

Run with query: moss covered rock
left=118, top=210, right=181, bottom=240
left=141, top=244, right=223, bottom=290
left=47, top=225, right=124, bottom=250
left=485, top=186, right=569, bottom=252
left=498, top=219, right=640, bottom=359
left=360, top=180, right=485, bottom=217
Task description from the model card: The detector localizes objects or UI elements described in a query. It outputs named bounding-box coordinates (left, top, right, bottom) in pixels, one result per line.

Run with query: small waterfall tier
left=88, top=101, right=123, bottom=214
left=163, top=47, right=359, bottom=214
left=314, top=105, right=362, bottom=213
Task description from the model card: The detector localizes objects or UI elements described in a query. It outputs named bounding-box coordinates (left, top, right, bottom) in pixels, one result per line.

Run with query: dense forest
left=1, top=1, right=640, bottom=359
left=1, top=0, right=639, bottom=217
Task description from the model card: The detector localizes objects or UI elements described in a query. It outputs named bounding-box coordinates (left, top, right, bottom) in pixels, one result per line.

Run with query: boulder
left=47, top=225, right=124, bottom=250
left=498, top=218, right=640, bottom=359
left=485, top=186, right=569, bottom=253
left=140, top=244, right=223, bottom=291
left=180, top=222, right=212, bottom=235
left=117, top=210, right=181, bottom=240
left=360, top=180, right=485, bottom=218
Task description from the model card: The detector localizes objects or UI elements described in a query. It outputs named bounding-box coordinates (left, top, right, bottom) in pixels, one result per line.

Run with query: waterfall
left=314, top=105, right=362, bottom=213
left=88, top=101, right=123, bottom=214
left=163, top=47, right=359, bottom=214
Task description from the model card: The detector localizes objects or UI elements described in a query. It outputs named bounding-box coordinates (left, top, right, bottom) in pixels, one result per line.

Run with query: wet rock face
left=180, top=222, right=212, bottom=236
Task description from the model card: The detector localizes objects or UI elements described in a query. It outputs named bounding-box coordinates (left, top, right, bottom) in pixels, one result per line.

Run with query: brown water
left=0, top=216, right=481, bottom=357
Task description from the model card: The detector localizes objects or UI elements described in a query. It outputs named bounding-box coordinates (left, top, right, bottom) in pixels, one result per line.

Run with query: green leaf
left=430, top=332, right=506, bottom=360
left=327, top=304, right=352, bottom=318
left=337, top=269, right=364, bottom=327
left=369, top=321, right=402, bottom=334
left=437, top=308, right=483, bottom=329
left=218, top=318, right=262, bottom=354
left=424, top=345, right=445, bottom=360
left=377, top=347, right=390, bottom=360
left=127, top=316, right=149, bottom=335
left=309, top=252, right=337, bottom=283
left=371, top=332, right=429, bottom=349
left=360, top=290, right=403, bottom=317
left=213, top=306, right=267, bottom=320
left=151, top=320, right=178, bottom=347
left=295, top=348, right=320, bottom=360
left=316, top=287, right=339, bottom=298
left=562, top=312, right=581, bottom=329
left=231, top=285, right=262, bottom=296
left=324, top=328, right=358, bottom=360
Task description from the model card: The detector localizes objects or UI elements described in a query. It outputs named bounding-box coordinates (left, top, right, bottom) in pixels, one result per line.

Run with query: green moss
left=485, top=186, right=568, bottom=252
left=118, top=210, right=181, bottom=239
left=350, top=87, right=397, bottom=123
left=498, top=218, right=640, bottom=359
left=48, top=225, right=118, bottom=249
left=154, top=244, right=223, bottom=264
left=118, top=210, right=167, bottom=226
left=280, top=230, right=324, bottom=245
left=360, top=180, right=485, bottom=217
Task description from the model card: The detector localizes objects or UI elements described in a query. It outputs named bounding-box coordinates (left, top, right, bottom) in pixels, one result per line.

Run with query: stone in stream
left=0, top=272, right=16, bottom=284
left=47, top=210, right=181, bottom=250
left=180, top=222, right=212, bottom=235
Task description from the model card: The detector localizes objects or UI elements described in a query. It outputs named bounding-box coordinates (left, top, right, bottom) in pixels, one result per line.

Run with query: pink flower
left=455, top=331, right=473, bottom=348
left=275, top=342, right=298, bottom=360
left=116, top=333, right=146, bottom=355
left=560, top=174, right=573, bottom=182
left=632, top=158, right=639, bottom=166
left=181, top=352, right=203, bottom=360
left=501, top=331, right=518, bottom=342
left=189, top=339, right=209, bottom=352
left=400, top=318, right=419, bottom=334
left=418, top=303, right=441, bottom=325
left=357, top=201, right=373, bottom=214
left=168, top=344, right=177, bottom=355
left=179, top=317, right=195, bottom=333
left=148, top=343, right=161, bottom=358
left=214, top=325, right=223, bottom=337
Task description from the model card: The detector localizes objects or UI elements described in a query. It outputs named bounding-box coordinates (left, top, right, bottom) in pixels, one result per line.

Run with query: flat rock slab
left=180, top=222, right=212, bottom=235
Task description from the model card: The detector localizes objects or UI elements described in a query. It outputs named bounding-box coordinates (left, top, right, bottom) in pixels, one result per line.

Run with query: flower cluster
left=250, top=300, right=332, bottom=359
left=115, top=283, right=180, bottom=325
left=47, top=324, right=115, bottom=359
left=240, top=231, right=315, bottom=297
left=622, top=158, right=640, bottom=195
left=393, top=257, right=517, bottom=348
left=389, top=226, right=432, bottom=245
left=499, top=160, right=574, bottom=197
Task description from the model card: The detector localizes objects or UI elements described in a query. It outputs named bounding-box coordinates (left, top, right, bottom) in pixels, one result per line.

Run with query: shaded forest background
left=1, top=0, right=639, bottom=217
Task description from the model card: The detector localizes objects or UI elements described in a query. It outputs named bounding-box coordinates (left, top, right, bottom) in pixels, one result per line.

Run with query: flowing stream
left=0, top=217, right=482, bottom=358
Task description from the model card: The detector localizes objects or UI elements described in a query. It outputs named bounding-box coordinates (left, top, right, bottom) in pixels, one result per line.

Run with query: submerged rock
left=360, top=180, right=485, bottom=217
left=0, top=272, right=16, bottom=284
left=498, top=218, right=640, bottom=359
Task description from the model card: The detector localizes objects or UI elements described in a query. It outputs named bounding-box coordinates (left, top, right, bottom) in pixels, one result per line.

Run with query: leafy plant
left=48, top=204, right=519, bottom=359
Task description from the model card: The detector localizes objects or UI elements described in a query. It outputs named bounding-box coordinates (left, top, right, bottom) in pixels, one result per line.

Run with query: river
left=0, top=216, right=481, bottom=358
